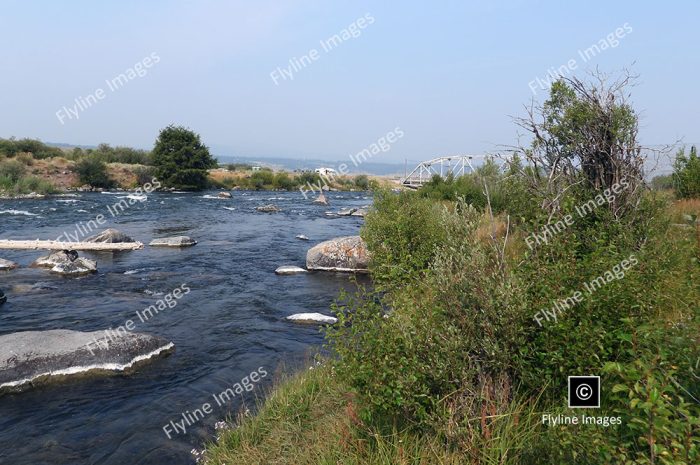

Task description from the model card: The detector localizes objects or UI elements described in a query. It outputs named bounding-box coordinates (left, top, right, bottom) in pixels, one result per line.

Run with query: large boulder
left=0, top=258, right=18, bottom=271
left=149, top=236, right=197, bottom=247
left=0, top=329, right=174, bottom=393
left=85, top=228, right=136, bottom=243
left=306, top=236, right=369, bottom=272
left=30, top=251, right=97, bottom=275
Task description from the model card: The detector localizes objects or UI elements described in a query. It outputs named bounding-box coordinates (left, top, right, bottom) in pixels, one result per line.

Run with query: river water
left=0, top=190, right=370, bottom=465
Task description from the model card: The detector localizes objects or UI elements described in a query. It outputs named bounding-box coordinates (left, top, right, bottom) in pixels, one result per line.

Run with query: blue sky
left=1, top=0, right=697, bottom=165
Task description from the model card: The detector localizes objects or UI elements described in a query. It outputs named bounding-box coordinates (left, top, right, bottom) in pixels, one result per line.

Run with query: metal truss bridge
left=401, top=156, right=476, bottom=188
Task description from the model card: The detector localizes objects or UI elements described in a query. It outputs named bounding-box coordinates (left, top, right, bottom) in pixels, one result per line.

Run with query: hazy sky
left=1, top=0, right=697, bottom=165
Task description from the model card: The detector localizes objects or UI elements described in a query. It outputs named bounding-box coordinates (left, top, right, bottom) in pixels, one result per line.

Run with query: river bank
left=0, top=151, right=395, bottom=199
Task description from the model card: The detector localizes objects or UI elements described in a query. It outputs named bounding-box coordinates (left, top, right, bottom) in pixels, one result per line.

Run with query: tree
left=672, top=145, right=700, bottom=198
left=151, top=125, right=217, bottom=190
left=514, top=71, right=648, bottom=219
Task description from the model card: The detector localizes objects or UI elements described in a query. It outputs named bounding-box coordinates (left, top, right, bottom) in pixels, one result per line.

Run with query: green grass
left=0, top=174, right=56, bottom=195
left=203, top=363, right=547, bottom=465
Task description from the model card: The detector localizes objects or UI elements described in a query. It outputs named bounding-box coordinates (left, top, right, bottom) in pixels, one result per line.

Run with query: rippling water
left=0, top=190, right=371, bottom=465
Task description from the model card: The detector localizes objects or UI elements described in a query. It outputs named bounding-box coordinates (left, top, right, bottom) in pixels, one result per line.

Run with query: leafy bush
left=354, top=174, right=370, bottom=190
left=0, top=159, right=55, bottom=194
left=0, top=160, right=27, bottom=182
left=673, top=146, right=700, bottom=199
left=133, top=166, right=156, bottom=186
left=360, top=190, right=448, bottom=290
left=73, top=157, right=114, bottom=188
left=329, top=176, right=699, bottom=463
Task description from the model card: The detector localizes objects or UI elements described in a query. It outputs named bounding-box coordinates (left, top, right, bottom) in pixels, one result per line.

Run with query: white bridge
left=401, top=156, right=476, bottom=188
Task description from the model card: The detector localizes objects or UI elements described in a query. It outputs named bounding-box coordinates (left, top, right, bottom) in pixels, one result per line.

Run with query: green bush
left=328, top=182, right=700, bottom=463
left=250, top=170, right=274, bottom=190
left=673, top=146, right=700, bottom=199
left=360, top=189, right=449, bottom=291
left=0, top=159, right=56, bottom=194
left=354, top=174, right=370, bottom=190
left=0, top=160, right=27, bottom=182
left=73, top=157, right=114, bottom=188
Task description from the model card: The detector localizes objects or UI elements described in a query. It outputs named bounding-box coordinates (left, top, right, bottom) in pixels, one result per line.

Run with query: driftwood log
left=0, top=240, right=143, bottom=251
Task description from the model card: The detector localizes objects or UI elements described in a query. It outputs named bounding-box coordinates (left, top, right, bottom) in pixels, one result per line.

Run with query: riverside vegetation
left=0, top=127, right=381, bottom=195
left=204, top=74, right=700, bottom=464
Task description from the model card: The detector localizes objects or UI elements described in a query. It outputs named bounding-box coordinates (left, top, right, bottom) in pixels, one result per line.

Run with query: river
left=0, top=190, right=369, bottom=465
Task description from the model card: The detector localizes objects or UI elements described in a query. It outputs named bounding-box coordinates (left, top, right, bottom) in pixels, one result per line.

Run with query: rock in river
left=313, top=193, right=329, bottom=205
left=149, top=236, right=197, bottom=247
left=275, top=265, right=308, bottom=275
left=218, top=191, right=232, bottom=198
left=85, top=228, right=136, bottom=243
left=295, top=234, right=310, bottom=241
left=256, top=204, right=280, bottom=213
left=0, top=329, right=174, bottom=393
left=285, top=313, right=338, bottom=324
left=0, top=289, right=6, bottom=306
left=337, top=207, right=357, bottom=216
left=31, top=250, right=97, bottom=275
left=0, top=258, right=18, bottom=271
left=306, top=236, right=369, bottom=272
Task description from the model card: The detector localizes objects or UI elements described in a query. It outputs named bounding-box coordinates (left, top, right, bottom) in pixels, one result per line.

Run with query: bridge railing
left=400, top=156, right=476, bottom=188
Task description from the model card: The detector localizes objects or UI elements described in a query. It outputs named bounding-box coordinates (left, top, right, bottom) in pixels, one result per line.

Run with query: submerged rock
left=337, top=207, right=357, bottom=216
left=285, top=313, right=338, bottom=324
left=0, top=329, right=174, bottom=393
left=0, top=258, right=18, bottom=271
left=351, top=207, right=368, bottom=217
left=149, top=236, right=197, bottom=247
left=306, top=236, right=369, bottom=272
left=295, top=234, right=310, bottom=241
left=31, top=251, right=97, bottom=275
left=0, top=290, right=5, bottom=306
left=313, top=193, right=329, bottom=205
left=85, top=228, right=136, bottom=244
left=275, top=266, right=308, bottom=275
left=256, top=204, right=280, bottom=213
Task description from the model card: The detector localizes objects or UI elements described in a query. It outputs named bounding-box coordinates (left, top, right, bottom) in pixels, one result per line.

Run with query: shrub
left=273, top=172, right=295, bottom=190
left=73, top=157, right=114, bottom=188
left=673, top=146, right=700, bottom=199
left=250, top=170, right=274, bottom=190
left=360, top=189, right=448, bottom=290
left=133, top=166, right=156, bottom=187
left=354, top=174, right=370, bottom=190
left=0, top=160, right=27, bottom=182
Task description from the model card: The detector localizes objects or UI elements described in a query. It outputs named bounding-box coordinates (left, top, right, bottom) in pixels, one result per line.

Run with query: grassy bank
left=204, top=363, right=475, bottom=465
left=203, top=75, right=700, bottom=465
